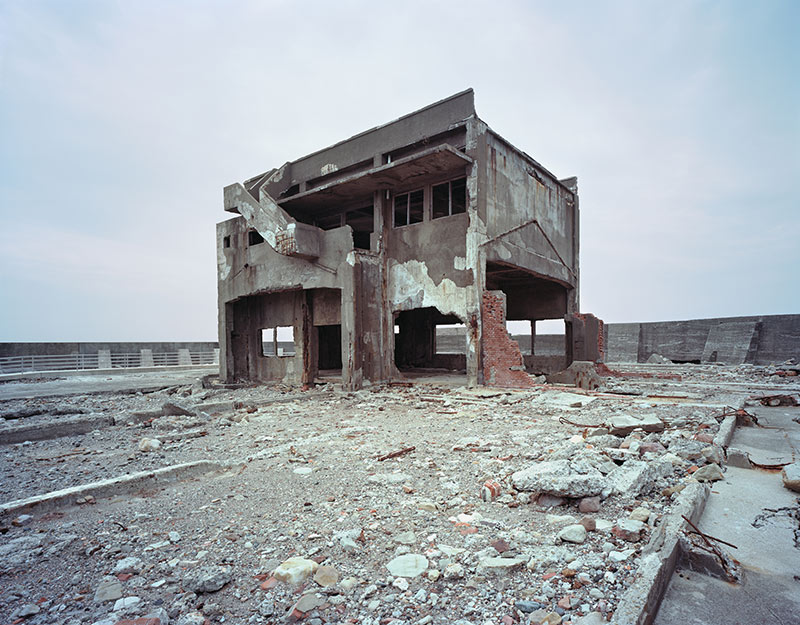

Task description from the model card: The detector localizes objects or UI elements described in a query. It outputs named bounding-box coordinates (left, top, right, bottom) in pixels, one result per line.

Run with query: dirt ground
left=0, top=363, right=797, bottom=625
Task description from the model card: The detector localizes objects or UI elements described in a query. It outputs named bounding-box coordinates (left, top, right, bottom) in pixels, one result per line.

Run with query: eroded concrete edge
left=0, top=460, right=239, bottom=518
left=612, top=481, right=710, bottom=625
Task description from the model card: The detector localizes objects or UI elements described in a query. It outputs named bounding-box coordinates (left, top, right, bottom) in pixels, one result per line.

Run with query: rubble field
left=1, top=363, right=798, bottom=625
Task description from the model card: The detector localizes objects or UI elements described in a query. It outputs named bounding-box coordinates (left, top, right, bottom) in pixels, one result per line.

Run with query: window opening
left=435, top=323, right=466, bottom=354
left=432, top=177, right=467, bottom=219
left=223, top=235, right=231, bottom=248
left=345, top=206, right=374, bottom=250
left=248, top=230, right=264, bottom=246
left=261, top=326, right=295, bottom=356
left=394, top=189, right=424, bottom=227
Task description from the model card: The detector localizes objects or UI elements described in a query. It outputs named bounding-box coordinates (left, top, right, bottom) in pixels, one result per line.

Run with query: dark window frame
left=432, top=177, right=467, bottom=220
left=393, top=188, right=425, bottom=228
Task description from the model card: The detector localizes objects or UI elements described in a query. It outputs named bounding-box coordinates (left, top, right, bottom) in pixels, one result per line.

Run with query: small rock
left=168, top=531, right=181, bottom=543
left=579, top=516, right=596, bottom=532
left=94, top=577, right=123, bottom=603
left=629, top=507, right=651, bottom=522
left=113, top=556, right=142, bottom=575
left=392, top=577, right=409, bottom=591
left=174, top=613, right=205, bottom=625
left=386, top=554, right=428, bottom=577
left=443, top=563, right=465, bottom=579
left=515, top=600, right=542, bottom=613
left=613, top=519, right=646, bottom=542
left=608, top=549, right=635, bottom=562
left=313, top=565, right=339, bottom=587
left=293, top=592, right=325, bottom=613
left=478, top=556, right=527, bottom=572
left=11, top=604, right=40, bottom=619
left=11, top=514, right=33, bottom=527
left=273, top=558, right=318, bottom=584
left=557, top=524, right=587, bottom=544
left=138, top=438, right=161, bottom=452
left=538, top=494, right=565, bottom=508
left=113, top=596, right=141, bottom=611
left=693, top=463, right=724, bottom=482
left=578, top=497, right=600, bottom=513
left=394, top=530, right=416, bottom=545
left=781, top=463, right=800, bottom=492
left=183, top=566, right=233, bottom=592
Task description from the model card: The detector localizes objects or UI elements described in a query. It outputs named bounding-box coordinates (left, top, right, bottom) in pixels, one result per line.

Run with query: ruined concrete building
left=217, top=90, right=602, bottom=389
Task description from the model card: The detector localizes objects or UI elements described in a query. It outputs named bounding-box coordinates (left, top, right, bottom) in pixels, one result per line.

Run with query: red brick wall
left=482, top=291, right=535, bottom=388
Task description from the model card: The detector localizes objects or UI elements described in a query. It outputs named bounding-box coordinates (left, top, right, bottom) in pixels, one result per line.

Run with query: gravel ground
left=1, top=364, right=798, bottom=625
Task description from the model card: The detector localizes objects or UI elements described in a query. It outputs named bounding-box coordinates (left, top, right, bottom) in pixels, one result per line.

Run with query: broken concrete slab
left=512, top=459, right=605, bottom=497
left=607, top=414, right=665, bottom=436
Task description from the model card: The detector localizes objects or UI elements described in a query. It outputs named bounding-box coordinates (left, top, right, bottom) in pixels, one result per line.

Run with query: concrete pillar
left=213, top=348, right=220, bottom=365
left=97, top=349, right=112, bottom=369
left=178, top=349, right=192, bottom=366
left=140, top=349, right=154, bottom=367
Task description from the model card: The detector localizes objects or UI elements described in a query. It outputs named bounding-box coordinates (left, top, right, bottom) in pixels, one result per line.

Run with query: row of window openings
left=224, top=176, right=467, bottom=248
left=394, top=177, right=466, bottom=228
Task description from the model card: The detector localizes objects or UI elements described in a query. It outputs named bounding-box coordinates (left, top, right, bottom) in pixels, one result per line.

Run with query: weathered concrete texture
left=0, top=342, right=219, bottom=358
left=605, top=314, right=800, bottom=364
left=218, top=90, right=599, bottom=389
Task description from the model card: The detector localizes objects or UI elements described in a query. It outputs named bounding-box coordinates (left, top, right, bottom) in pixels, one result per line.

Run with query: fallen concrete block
left=512, top=460, right=605, bottom=497
left=781, top=462, right=800, bottom=492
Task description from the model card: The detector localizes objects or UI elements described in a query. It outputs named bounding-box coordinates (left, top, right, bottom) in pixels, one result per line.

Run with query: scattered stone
left=138, top=437, right=161, bottom=452
left=578, top=496, right=600, bottom=513
left=578, top=516, right=596, bottom=532
left=11, top=514, right=33, bottom=527
left=443, top=562, right=465, bottom=579
left=726, top=447, right=752, bottom=469
left=113, top=556, right=142, bottom=575
left=693, top=463, right=724, bottom=482
left=515, top=600, right=542, bottom=613
left=557, top=524, right=587, bottom=544
left=478, top=556, right=527, bottom=572
left=292, top=592, right=325, bottom=613
left=629, top=507, right=651, bottom=522
left=174, top=613, right=205, bottom=625
left=94, top=577, right=123, bottom=603
left=608, top=549, right=635, bottom=562
left=310, top=564, right=337, bottom=587
left=608, top=414, right=664, bottom=436
left=781, top=463, right=800, bottom=492
left=113, top=596, right=141, bottom=611
left=538, top=494, right=566, bottom=508
left=11, top=604, right=40, bottom=619
left=386, top=554, right=428, bottom=577
left=662, top=483, right=686, bottom=497
left=613, top=519, right=646, bottom=542
left=168, top=531, right=181, bottom=542
left=183, top=566, right=233, bottom=592
left=394, top=530, right=416, bottom=544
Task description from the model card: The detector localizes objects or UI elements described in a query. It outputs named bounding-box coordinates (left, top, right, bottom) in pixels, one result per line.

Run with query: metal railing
left=0, top=351, right=219, bottom=375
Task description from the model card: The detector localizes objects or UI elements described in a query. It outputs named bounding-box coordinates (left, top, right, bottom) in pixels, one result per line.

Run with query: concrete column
left=213, top=348, right=220, bottom=365
left=140, top=349, right=154, bottom=367
left=178, top=349, right=192, bottom=366
left=97, top=349, right=111, bottom=369
left=340, top=258, right=361, bottom=390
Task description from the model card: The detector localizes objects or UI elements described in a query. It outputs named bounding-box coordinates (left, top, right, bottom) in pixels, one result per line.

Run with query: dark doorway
left=318, top=325, right=342, bottom=370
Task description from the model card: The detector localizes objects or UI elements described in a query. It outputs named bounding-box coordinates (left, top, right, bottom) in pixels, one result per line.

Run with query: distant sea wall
left=0, top=342, right=219, bottom=357
left=605, top=314, right=800, bottom=365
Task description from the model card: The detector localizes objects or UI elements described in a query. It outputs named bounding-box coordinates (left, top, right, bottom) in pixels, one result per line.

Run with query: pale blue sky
left=1, top=0, right=797, bottom=341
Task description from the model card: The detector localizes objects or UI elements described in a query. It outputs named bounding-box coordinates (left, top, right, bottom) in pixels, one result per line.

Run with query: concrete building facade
left=216, top=90, right=600, bottom=389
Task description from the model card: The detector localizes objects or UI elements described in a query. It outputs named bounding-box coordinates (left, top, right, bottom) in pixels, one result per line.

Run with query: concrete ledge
left=612, top=481, right=710, bottom=625
left=0, top=414, right=114, bottom=445
left=713, top=415, right=738, bottom=450
left=0, top=460, right=237, bottom=518
left=0, top=364, right=218, bottom=382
